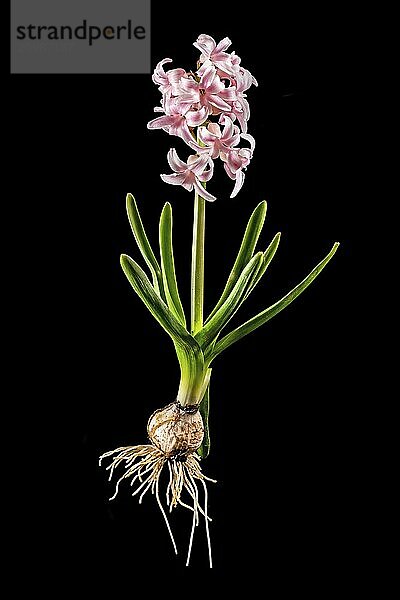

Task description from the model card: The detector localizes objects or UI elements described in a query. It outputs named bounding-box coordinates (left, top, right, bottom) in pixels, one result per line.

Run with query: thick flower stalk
left=99, top=34, right=339, bottom=569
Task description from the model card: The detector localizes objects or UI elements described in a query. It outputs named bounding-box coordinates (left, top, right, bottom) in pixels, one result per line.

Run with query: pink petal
left=163, top=95, right=180, bottom=116
left=220, top=87, right=237, bottom=102
left=167, top=148, right=188, bottom=173
left=226, top=150, right=243, bottom=172
left=211, top=146, right=221, bottom=159
left=173, top=94, right=198, bottom=110
left=236, top=69, right=253, bottom=92
left=230, top=170, right=245, bottom=198
left=213, top=58, right=237, bottom=77
left=212, top=51, right=232, bottom=63
left=219, top=112, right=235, bottom=125
left=178, top=102, right=192, bottom=116
left=160, top=173, right=186, bottom=186
left=250, top=71, right=258, bottom=87
left=185, top=106, right=208, bottom=127
left=147, top=115, right=173, bottom=130
left=214, top=37, right=232, bottom=53
left=198, top=159, right=214, bottom=182
left=208, top=94, right=232, bottom=112
left=237, top=112, right=248, bottom=133
left=169, top=116, right=186, bottom=137
left=230, top=52, right=241, bottom=66
left=208, top=123, right=222, bottom=137
left=182, top=180, right=194, bottom=191
left=238, top=148, right=252, bottom=167
left=210, top=105, right=223, bottom=116
left=179, top=123, right=203, bottom=151
left=179, top=78, right=199, bottom=93
left=220, top=116, right=234, bottom=138
left=196, top=59, right=212, bottom=75
left=197, top=127, right=210, bottom=146
left=200, top=65, right=218, bottom=90
left=216, top=67, right=235, bottom=81
left=207, top=77, right=225, bottom=95
left=226, top=132, right=241, bottom=148
left=152, top=58, right=172, bottom=84
left=193, top=35, right=216, bottom=58
left=240, top=96, right=250, bottom=121
left=155, top=57, right=172, bottom=71
left=193, top=179, right=216, bottom=202
left=167, top=68, right=187, bottom=84
left=221, top=118, right=241, bottom=147
left=198, top=127, right=218, bottom=145
left=224, top=162, right=236, bottom=180
left=188, top=153, right=209, bottom=175
left=241, top=133, right=256, bottom=153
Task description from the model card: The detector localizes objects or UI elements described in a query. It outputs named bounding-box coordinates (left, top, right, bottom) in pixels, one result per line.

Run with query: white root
left=155, top=476, right=178, bottom=555
left=186, top=490, right=197, bottom=567
left=201, top=478, right=213, bottom=569
left=99, top=443, right=215, bottom=567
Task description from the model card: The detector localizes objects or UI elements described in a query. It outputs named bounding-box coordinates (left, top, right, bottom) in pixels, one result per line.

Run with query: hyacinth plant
left=99, top=34, right=339, bottom=568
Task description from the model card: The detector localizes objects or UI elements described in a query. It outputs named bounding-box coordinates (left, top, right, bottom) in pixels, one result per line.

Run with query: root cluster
left=99, top=443, right=216, bottom=567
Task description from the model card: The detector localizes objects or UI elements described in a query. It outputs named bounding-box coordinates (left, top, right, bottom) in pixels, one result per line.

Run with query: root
left=99, top=444, right=216, bottom=567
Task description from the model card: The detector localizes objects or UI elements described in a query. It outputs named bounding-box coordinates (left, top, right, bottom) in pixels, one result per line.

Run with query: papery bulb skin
left=147, top=402, right=204, bottom=458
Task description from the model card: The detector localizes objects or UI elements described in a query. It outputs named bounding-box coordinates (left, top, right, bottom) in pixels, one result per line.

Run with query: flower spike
left=148, top=34, right=258, bottom=202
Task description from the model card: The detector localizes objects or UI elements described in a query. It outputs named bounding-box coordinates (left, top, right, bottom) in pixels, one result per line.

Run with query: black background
left=10, top=2, right=361, bottom=592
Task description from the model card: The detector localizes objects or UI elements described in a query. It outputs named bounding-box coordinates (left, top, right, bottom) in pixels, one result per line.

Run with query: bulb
left=147, top=402, right=204, bottom=458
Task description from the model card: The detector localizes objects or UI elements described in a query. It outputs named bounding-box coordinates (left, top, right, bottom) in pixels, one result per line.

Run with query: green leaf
left=120, top=254, right=201, bottom=360
left=207, top=242, right=340, bottom=362
left=126, top=194, right=166, bottom=301
left=198, top=374, right=211, bottom=459
left=196, top=252, right=264, bottom=349
left=244, top=232, right=281, bottom=300
left=159, top=203, right=186, bottom=327
left=121, top=253, right=207, bottom=408
left=206, top=200, right=267, bottom=323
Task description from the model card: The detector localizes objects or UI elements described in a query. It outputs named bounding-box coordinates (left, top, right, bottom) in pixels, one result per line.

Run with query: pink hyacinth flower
left=179, top=66, right=236, bottom=115
left=221, top=133, right=255, bottom=198
left=219, top=68, right=254, bottom=133
left=161, top=149, right=216, bottom=202
left=193, top=34, right=237, bottom=77
left=152, top=58, right=187, bottom=98
left=198, top=116, right=241, bottom=159
left=228, top=53, right=258, bottom=87
left=147, top=97, right=207, bottom=151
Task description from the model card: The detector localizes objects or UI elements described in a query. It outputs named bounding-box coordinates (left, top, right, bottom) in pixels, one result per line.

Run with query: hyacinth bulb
left=147, top=402, right=204, bottom=458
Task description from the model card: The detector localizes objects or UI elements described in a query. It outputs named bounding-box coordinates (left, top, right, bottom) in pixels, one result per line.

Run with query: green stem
left=191, top=189, right=206, bottom=335
left=175, top=344, right=208, bottom=406
left=185, top=132, right=207, bottom=403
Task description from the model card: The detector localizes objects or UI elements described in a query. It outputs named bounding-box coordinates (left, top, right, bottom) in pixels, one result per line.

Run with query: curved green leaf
left=207, top=242, right=340, bottom=362
left=159, top=203, right=186, bottom=327
left=244, top=232, right=281, bottom=300
left=120, top=254, right=200, bottom=356
left=206, top=200, right=267, bottom=323
left=196, top=252, right=264, bottom=349
left=126, top=194, right=166, bottom=301
left=121, top=253, right=206, bottom=406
